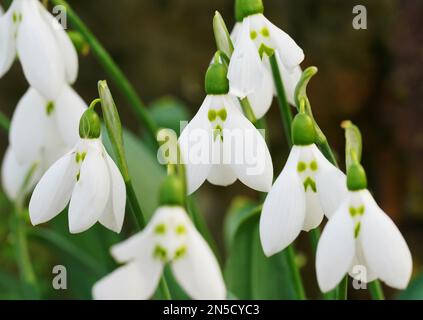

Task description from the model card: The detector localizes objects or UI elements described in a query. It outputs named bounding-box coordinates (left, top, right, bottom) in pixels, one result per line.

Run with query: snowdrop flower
left=227, top=0, right=303, bottom=119
left=179, top=60, right=273, bottom=194
left=260, top=112, right=347, bottom=256
left=93, top=176, right=226, bottom=300
left=316, top=161, right=412, bottom=292
left=0, top=0, right=78, bottom=99
left=29, top=107, right=126, bottom=234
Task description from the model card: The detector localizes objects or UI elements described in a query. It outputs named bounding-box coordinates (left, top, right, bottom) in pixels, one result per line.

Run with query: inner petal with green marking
left=208, top=107, right=227, bottom=142
left=297, top=159, right=319, bottom=193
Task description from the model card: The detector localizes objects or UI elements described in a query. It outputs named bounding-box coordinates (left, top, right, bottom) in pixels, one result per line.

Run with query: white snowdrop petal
left=29, top=152, right=77, bottom=225
left=313, top=144, right=348, bottom=219
left=179, top=96, right=213, bottom=194
left=1, top=147, right=41, bottom=200
left=206, top=136, right=237, bottom=187
left=68, top=145, right=110, bottom=233
left=99, top=154, right=126, bottom=233
left=316, top=200, right=356, bottom=293
left=348, top=240, right=378, bottom=283
left=274, top=54, right=302, bottom=105
left=9, top=88, right=46, bottom=164
left=361, top=190, right=412, bottom=289
left=229, top=22, right=242, bottom=45
left=228, top=18, right=265, bottom=99
left=259, top=147, right=305, bottom=256
left=39, top=2, right=78, bottom=84
left=224, top=98, right=273, bottom=192
left=54, top=85, right=87, bottom=147
left=92, top=261, right=163, bottom=300
left=17, top=0, right=65, bottom=99
left=246, top=67, right=274, bottom=119
left=303, top=189, right=324, bottom=231
left=0, top=7, right=17, bottom=77
left=171, top=223, right=226, bottom=300
left=264, top=15, right=304, bottom=69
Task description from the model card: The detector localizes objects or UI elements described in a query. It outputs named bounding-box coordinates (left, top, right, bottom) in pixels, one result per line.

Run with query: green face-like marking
left=297, top=161, right=319, bottom=193
left=349, top=205, right=365, bottom=217
left=174, top=245, right=187, bottom=260
left=153, top=245, right=168, bottom=262
left=46, top=101, right=55, bottom=116
left=154, top=223, right=166, bottom=235
left=208, top=107, right=227, bottom=142
left=349, top=205, right=366, bottom=238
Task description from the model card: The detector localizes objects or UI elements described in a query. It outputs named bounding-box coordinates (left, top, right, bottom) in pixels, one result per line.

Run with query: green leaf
left=398, top=273, right=423, bottom=300
left=224, top=203, right=297, bottom=299
left=149, top=96, right=190, bottom=134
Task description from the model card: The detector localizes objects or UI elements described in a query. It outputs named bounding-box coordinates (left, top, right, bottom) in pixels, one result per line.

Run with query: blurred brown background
left=0, top=0, right=422, bottom=299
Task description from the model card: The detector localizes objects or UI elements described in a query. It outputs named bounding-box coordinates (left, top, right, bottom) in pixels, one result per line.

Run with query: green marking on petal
left=154, top=223, right=166, bottom=235
left=260, top=27, right=270, bottom=37
left=358, top=205, right=365, bottom=215
left=354, top=222, right=361, bottom=238
left=349, top=206, right=357, bottom=217
left=303, top=177, right=317, bottom=192
left=218, top=108, right=227, bottom=121
left=250, top=30, right=257, bottom=40
left=46, top=101, right=55, bottom=116
left=12, top=12, right=17, bottom=23
left=213, top=125, right=224, bottom=142
left=175, top=224, right=186, bottom=235
left=75, top=152, right=87, bottom=164
left=310, top=160, right=318, bottom=171
left=297, top=161, right=307, bottom=172
left=153, top=245, right=168, bottom=262
left=208, top=109, right=217, bottom=122
left=76, top=172, right=80, bottom=181
left=174, top=245, right=187, bottom=260
left=258, top=43, right=274, bottom=59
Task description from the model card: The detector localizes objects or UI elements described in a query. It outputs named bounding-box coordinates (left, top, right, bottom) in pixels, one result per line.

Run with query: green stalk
left=285, top=245, right=306, bottom=300
left=239, top=97, right=257, bottom=124
left=368, top=280, right=385, bottom=300
left=0, top=111, right=10, bottom=132
left=336, top=276, right=348, bottom=300
left=50, top=0, right=158, bottom=140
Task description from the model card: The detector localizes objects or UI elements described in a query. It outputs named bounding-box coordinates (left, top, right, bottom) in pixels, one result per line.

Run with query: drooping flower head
left=179, top=57, right=273, bottom=194
left=93, top=175, right=226, bottom=300
left=28, top=105, right=126, bottom=233
left=316, top=124, right=412, bottom=292
left=227, top=0, right=304, bottom=119
left=260, top=111, right=347, bottom=257
left=0, top=0, right=78, bottom=99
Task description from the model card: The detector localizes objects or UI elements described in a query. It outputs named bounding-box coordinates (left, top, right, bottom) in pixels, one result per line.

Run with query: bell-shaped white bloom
left=0, top=0, right=78, bottom=99
left=179, top=94, right=273, bottom=195
left=228, top=13, right=303, bottom=119
left=316, top=189, right=412, bottom=292
left=29, top=137, right=126, bottom=234
left=260, top=144, right=347, bottom=256
left=93, top=206, right=226, bottom=300
left=1, top=147, right=42, bottom=200
left=9, top=84, right=86, bottom=168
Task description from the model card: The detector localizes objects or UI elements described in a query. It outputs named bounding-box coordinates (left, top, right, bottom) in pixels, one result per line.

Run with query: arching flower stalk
left=0, top=0, right=78, bottom=99
left=316, top=122, right=412, bottom=293
left=259, top=110, right=347, bottom=257
left=1, top=84, right=87, bottom=200
left=28, top=104, right=126, bottom=234
left=93, top=175, right=226, bottom=300
left=227, top=0, right=304, bottom=119
left=179, top=57, right=273, bottom=194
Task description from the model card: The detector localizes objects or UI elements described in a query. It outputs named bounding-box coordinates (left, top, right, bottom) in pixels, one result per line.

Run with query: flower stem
left=239, top=97, right=257, bottom=124
left=50, top=0, right=158, bottom=140
left=336, top=276, right=348, bottom=300
left=368, top=280, right=385, bottom=300
left=124, top=181, right=146, bottom=229
left=285, top=245, right=306, bottom=300
left=269, top=53, right=293, bottom=143
left=0, top=111, right=10, bottom=132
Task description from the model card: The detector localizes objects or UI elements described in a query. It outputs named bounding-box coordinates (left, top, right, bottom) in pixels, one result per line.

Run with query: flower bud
left=292, top=112, right=316, bottom=146
left=79, top=108, right=101, bottom=139
left=347, top=163, right=367, bottom=191
left=213, top=11, right=233, bottom=59
left=235, top=0, right=264, bottom=22
left=205, top=61, right=230, bottom=95
left=159, top=175, right=185, bottom=207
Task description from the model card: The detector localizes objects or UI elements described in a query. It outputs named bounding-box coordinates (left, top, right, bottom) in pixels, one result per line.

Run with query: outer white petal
left=29, top=152, right=77, bottom=225
left=39, top=2, right=78, bottom=84
left=274, top=54, right=302, bottom=105
left=171, top=219, right=226, bottom=300
left=99, top=154, right=126, bottom=233
left=263, top=15, right=304, bottom=69
left=360, top=190, right=412, bottom=289
left=54, top=84, right=87, bottom=147
left=68, top=143, right=110, bottom=233
left=92, top=261, right=162, bottom=300
left=224, top=97, right=273, bottom=192
left=17, top=0, right=65, bottom=99
left=313, top=144, right=348, bottom=219
left=0, top=5, right=17, bottom=77
left=9, top=88, right=46, bottom=164
left=1, top=147, right=41, bottom=200
left=246, top=67, right=274, bottom=119
left=228, top=18, right=265, bottom=99
left=229, top=22, right=242, bottom=45
left=259, top=147, right=305, bottom=256
left=178, top=96, right=213, bottom=194
left=303, top=189, right=324, bottom=231
left=316, top=199, right=356, bottom=292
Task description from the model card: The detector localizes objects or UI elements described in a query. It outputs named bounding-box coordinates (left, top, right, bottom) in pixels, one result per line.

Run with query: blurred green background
left=0, top=0, right=422, bottom=299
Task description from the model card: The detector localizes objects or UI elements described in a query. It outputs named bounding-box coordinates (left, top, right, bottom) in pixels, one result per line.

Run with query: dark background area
left=0, top=0, right=422, bottom=299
